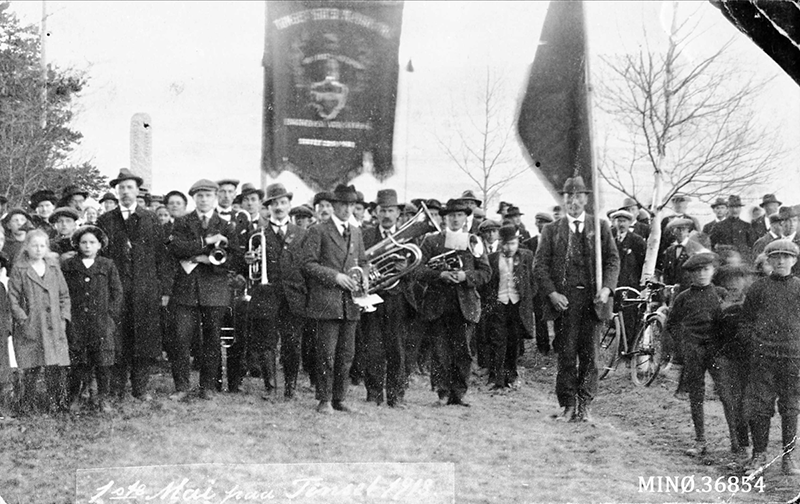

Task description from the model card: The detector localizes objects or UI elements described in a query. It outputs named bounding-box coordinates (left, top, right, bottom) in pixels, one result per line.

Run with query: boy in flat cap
left=742, top=239, right=800, bottom=476
left=49, top=207, right=81, bottom=261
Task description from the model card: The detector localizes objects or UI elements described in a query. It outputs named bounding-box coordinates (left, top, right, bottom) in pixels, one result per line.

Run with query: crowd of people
left=0, top=172, right=799, bottom=478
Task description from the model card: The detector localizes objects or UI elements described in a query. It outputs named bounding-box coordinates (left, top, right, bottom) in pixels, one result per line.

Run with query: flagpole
left=581, top=1, right=603, bottom=297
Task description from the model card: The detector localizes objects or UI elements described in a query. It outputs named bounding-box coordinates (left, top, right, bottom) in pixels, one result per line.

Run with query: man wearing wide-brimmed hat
left=709, top=195, right=758, bottom=263
left=414, top=197, right=491, bottom=407
left=300, top=184, right=367, bottom=414
left=313, top=191, right=334, bottom=223
left=752, top=193, right=782, bottom=238
left=238, top=182, right=306, bottom=400
left=457, top=190, right=483, bottom=234
left=753, top=207, right=788, bottom=256
left=97, top=168, right=169, bottom=402
left=702, top=197, right=729, bottom=235
left=58, top=185, right=89, bottom=212
left=167, top=178, right=242, bottom=401
left=533, top=176, right=620, bottom=423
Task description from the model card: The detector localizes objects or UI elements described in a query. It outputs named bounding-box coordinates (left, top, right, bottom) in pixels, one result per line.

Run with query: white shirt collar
left=270, top=216, right=290, bottom=227
left=380, top=225, right=397, bottom=236
left=120, top=202, right=137, bottom=213
left=331, top=214, right=348, bottom=234
left=196, top=209, right=214, bottom=220
left=566, top=212, right=586, bottom=232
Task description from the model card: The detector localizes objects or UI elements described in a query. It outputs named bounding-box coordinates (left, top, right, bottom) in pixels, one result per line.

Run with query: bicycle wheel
left=597, top=315, right=621, bottom=380
left=630, top=318, right=664, bottom=387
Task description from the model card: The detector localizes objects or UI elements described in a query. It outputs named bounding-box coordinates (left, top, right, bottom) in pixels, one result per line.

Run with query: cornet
left=247, top=227, right=270, bottom=286
left=427, top=250, right=463, bottom=271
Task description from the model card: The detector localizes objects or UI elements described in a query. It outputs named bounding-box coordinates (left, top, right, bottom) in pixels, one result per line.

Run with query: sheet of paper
left=180, top=259, right=198, bottom=275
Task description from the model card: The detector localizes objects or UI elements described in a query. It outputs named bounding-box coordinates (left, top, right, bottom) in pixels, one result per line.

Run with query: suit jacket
left=533, top=215, right=620, bottom=321
left=751, top=216, right=769, bottom=238
left=97, top=205, right=167, bottom=359
left=521, top=235, right=539, bottom=255
left=301, top=219, right=366, bottom=321
left=702, top=220, right=722, bottom=236
left=612, top=231, right=647, bottom=289
left=482, top=248, right=536, bottom=337
left=168, top=211, right=240, bottom=307
left=632, top=221, right=650, bottom=240
left=658, top=242, right=691, bottom=291
left=709, top=216, right=759, bottom=261
left=414, top=231, right=491, bottom=324
left=246, top=219, right=307, bottom=318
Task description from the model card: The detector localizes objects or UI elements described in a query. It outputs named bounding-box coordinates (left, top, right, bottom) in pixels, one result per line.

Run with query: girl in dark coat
left=62, top=226, right=122, bottom=413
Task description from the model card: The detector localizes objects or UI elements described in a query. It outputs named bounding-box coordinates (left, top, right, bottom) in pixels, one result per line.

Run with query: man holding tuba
left=361, top=189, right=416, bottom=408
left=242, top=183, right=307, bottom=400
left=414, top=198, right=491, bottom=407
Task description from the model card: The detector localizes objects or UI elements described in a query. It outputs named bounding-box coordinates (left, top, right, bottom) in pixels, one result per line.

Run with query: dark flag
left=516, top=0, right=591, bottom=196
left=262, top=1, right=404, bottom=191
left=711, top=0, right=800, bottom=86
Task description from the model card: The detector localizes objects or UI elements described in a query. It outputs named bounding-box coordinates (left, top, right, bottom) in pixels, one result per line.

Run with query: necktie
left=220, top=210, right=232, bottom=216
left=273, top=223, right=284, bottom=240
left=201, top=215, right=209, bottom=229
left=122, top=209, right=132, bottom=220
left=342, top=224, right=350, bottom=241
left=574, top=221, right=582, bottom=235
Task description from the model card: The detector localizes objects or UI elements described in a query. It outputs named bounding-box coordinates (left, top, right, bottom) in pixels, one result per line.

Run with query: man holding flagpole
left=534, top=176, right=619, bottom=422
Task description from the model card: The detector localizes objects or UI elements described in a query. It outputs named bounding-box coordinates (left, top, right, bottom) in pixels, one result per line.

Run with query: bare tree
left=595, top=2, right=783, bottom=278
left=434, top=66, right=528, bottom=210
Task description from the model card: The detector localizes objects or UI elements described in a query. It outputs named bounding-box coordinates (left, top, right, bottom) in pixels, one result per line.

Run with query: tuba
left=362, top=202, right=441, bottom=294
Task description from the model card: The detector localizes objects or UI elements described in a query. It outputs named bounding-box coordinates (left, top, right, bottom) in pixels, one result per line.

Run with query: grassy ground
left=1, top=343, right=798, bottom=503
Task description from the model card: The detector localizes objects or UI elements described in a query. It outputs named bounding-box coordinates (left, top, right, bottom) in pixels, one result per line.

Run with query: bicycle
left=597, top=280, right=675, bottom=386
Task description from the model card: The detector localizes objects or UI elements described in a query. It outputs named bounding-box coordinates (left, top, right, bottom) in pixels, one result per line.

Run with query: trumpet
left=427, top=250, right=463, bottom=271
left=247, top=227, right=270, bottom=286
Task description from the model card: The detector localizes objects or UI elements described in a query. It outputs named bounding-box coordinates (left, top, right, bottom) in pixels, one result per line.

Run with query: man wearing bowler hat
left=709, top=195, right=758, bottom=262
left=752, top=194, right=781, bottom=238
left=300, top=184, right=367, bottom=414
left=702, top=197, right=729, bottom=235
left=97, top=168, right=169, bottom=401
left=415, top=197, right=491, bottom=407
left=534, top=176, right=619, bottom=422
left=457, top=190, right=483, bottom=234
left=167, top=179, right=241, bottom=400
left=241, top=183, right=306, bottom=399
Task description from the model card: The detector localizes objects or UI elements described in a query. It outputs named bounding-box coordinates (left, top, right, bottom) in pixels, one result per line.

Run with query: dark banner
left=262, top=1, right=404, bottom=191
left=516, top=0, right=591, bottom=197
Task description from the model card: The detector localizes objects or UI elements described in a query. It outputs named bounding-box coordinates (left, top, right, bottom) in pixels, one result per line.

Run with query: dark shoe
left=556, top=406, right=576, bottom=422
left=744, top=452, right=768, bottom=477
left=489, top=384, right=506, bottom=391
left=447, top=396, right=470, bottom=407
left=783, top=454, right=800, bottom=476
left=685, top=441, right=707, bottom=457
left=574, top=400, right=593, bottom=423
left=168, top=391, right=188, bottom=402
left=332, top=401, right=357, bottom=413
left=227, top=385, right=241, bottom=394
left=198, top=389, right=215, bottom=401
left=366, top=391, right=384, bottom=405
left=316, top=401, right=333, bottom=414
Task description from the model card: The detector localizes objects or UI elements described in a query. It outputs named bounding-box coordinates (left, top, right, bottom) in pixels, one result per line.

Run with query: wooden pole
left=40, top=0, right=47, bottom=128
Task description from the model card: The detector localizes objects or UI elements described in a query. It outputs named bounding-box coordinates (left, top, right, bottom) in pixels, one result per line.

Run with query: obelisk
left=130, top=113, right=153, bottom=190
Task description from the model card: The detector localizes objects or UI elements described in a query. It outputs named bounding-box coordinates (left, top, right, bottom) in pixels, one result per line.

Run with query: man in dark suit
left=522, top=211, right=554, bottom=355
left=415, top=198, right=491, bottom=407
left=97, top=168, right=169, bottom=402
left=702, top=197, right=729, bottom=235
left=656, top=218, right=694, bottom=292
left=752, top=194, right=781, bottom=238
left=620, top=197, right=650, bottom=240
left=709, top=195, right=759, bottom=263
left=242, top=183, right=306, bottom=399
left=167, top=179, right=241, bottom=400
left=300, top=184, right=367, bottom=414
left=753, top=211, right=785, bottom=256
left=457, top=190, right=484, bottom=235
left=659, top=194, right=700, bottom=256
left=483, top=225, right=536, bottom=390
left=360, top=189, right=415, bottom=408
left=611, top=210, right=647, bottom=347
left=534, top=176, right=620, bottom=422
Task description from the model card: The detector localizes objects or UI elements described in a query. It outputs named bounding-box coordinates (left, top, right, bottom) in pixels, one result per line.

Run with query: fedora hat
left=109, top=168, right=144, bottom=188
left=188, top=179, right=219, bottom=197
left=710, top=197, right=728, bottom=209
left=561, top=176, right=591, bottom=194
left=313, top=191, right=333, bottom=206
left=727, top=195, right=744, bottom=207
left=426, top=198, right=443, bottom=211
left=672, top=193, right=691, bottom=203
left=760, top=193, right=782, bottom=208
left=440, top=198, right=473, bottom=216
left=330, top=184, right=359, bottom=203
left=72, top=225, right=109, bottom=250
left=506, top=205, right=523, bottom=217
left=458, top=190, right=482, bottom=207
left=240, top=183, right=264, bottom=200
left=375, top=189, right=400, bottom=208
left=29, top=189, right=58, bottom=209
left=263, top=183, right=291, bottom=203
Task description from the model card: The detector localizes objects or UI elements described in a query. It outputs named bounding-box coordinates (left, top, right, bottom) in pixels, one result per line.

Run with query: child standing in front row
left=61, top=226, right=122, bottom=413
left=7, top=229, right=71, bottom=414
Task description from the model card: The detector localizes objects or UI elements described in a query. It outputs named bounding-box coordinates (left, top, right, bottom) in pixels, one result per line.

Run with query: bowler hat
left=764, top=239, right=799, bottom=257
left=534, top=212, right=554, bottom=223
left=498, top=224, right=520, bottom=243
left=506, top=206, right=524, bottom=218
left=98, top=192, right=118, bottom=204
left=263, top=183, right=291, bottom=203
left=727, top=195, right=744, bottom=207
left=188, top=179, right=219, bottom=196
left=289, top=205, right=314, bottom=219
left=72, top=225, right=108, bottom=250
left=61, top=185, right=88, bottom=201
left=666, top=217, right=694, bottom=232
left=164, top=190, right=187, bottom=205
left=770, top=206, right=799, bottom=223
left=426, top=199, right=443, bottom=211
left=710, top=197, right=728, bottom=209
left=313, top=191, right=333, bottom=206
left=479, top=219, right=501, bottom=232
left=760, top=194, right=782, bottom=208
left=458, top=190, right=482, bottom=207
left=682, top=251, right=719, bottom=271
left=610, top=209, right=634, bottom=221
left=440, top=198, right=473, bottom=216
left=29, top=189, right=57, bottom=210
left=561, top=176, right=591, bottom=194
left=330, top=184, right=359, bottom=203
left=49, top=206, right=80, bottom=224
left=375, top=189, right=400, bottom=208
left=109, top=168, right=144, bottom=188
left=216, top=178, right=240, bottom=188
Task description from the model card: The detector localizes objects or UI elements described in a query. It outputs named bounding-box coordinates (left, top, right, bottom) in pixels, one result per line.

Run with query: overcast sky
left=8, top=1, right=799, bottom=224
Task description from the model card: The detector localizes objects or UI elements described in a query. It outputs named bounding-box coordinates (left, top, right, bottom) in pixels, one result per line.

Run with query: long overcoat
left=8, top=256, right=71, bottom=368
left=97, top=205, right=168, bottom=360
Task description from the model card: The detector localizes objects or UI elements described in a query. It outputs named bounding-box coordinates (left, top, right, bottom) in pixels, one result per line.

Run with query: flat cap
left=666, top=217, right=694, bottom=232
left=478, top=219, right=501, bottom=232
left=682, top=251, right=719, bottom=271
left=188, top=179, right=219, bottom=196
left=610, top=209, right=635, bottom=221
left=764, top=239, right=799, bottom=257
left=289, top=205, right=314, bottom=219
left=48, top=206, right=80, bottom=224
left=534, top=212, right=554, bottom=223
left=215, top=178, right=240, bottom=188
